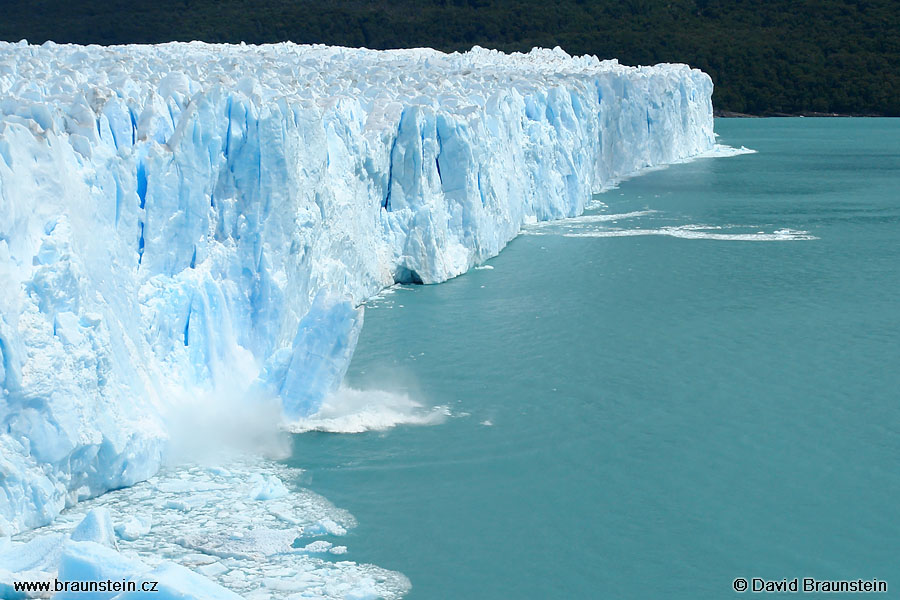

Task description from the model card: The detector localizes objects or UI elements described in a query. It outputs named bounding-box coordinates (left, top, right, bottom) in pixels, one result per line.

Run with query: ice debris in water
left=1, top=459, right=410, bottom=599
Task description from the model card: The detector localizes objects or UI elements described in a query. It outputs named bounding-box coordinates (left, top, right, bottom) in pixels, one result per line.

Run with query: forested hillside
left=1, top=0, right=897, bottom=115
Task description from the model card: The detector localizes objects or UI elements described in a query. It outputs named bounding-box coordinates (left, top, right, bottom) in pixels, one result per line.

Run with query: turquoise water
left=288, top=119, right=900, bottom=599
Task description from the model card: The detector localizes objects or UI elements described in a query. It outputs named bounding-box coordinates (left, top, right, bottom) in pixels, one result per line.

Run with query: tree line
left=1, top=0, right=897, bottom=116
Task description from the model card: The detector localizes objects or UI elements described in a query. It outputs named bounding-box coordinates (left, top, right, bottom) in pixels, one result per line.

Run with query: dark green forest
left=1, top=0, right=897, bottom=115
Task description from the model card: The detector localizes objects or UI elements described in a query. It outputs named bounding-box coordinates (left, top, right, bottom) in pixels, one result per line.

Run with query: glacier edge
left=0, top=41, right=715, bottom=535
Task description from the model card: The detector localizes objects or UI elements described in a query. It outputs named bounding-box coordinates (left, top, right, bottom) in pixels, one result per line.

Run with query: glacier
left=0, top=39, right=714, bottom=590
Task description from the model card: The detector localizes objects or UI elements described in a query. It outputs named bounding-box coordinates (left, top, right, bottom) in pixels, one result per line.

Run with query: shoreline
left=714, top=109, right=890, bottom=118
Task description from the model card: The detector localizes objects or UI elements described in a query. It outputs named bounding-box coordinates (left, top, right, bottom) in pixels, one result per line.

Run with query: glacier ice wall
left=0, top=41, right=714, bottom=534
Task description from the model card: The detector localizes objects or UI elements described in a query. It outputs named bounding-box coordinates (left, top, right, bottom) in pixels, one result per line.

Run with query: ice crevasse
left=0, top=41, right=715, bottom=534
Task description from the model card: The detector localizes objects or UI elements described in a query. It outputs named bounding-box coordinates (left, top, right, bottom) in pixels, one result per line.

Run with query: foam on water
left=664, top=142, right=757, bottom=162
left=562, top=225, right=817, bottom=241
left=696, top=143, right=758, bottom=158
left=524, top=175, right=819, bottom=242
left=529, top=210, right=657, bottom=227
left=286, top=387, right=450, bottom=434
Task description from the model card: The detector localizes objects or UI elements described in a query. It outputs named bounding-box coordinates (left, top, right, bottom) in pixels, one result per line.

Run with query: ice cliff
left=0, top=41, right=715, bottom=535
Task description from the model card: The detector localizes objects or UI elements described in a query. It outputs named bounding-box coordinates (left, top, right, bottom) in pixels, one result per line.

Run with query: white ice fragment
left=305, top=519, right=347, bottom=537
left=165, top=500, right=193, bottom=512
left=115, top=515, right=152, bottom=541
left=248, top=473, right=289, bottom=501
left=196, top=561, right=230, bottom=578
left=70, top=508, right=118, bottom=548
left=56, top=540, right=148, bottom=599
left=0, top=532, right=65, bottom=574
left=115, top=562, right=244, bottom=600
left=157, top=481, right=227, bottom=494
left=300, top=540, right=333, bottom=553
left=176, top=527, right=300, bottom=560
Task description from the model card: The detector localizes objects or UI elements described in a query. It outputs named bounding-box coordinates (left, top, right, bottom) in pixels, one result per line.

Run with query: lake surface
left=288, top=119, right=900, bottom=599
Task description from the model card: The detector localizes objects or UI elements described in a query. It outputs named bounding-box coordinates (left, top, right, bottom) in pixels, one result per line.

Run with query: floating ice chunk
left=113, top=562, right=244, bottom=600
left=196, top=561, right=229, bottom=578
left=156, top=480, right=228, bottom=494
left=115, top=516, right=152, bottom=541
left=0, top=532, right=65, bottom=575
left=56, top=540, right=148, bottom=600
left=175, top=527, right=300, bottom=560
left=70, top=508, right=118, bottom=548
left=165, top=498, right=204, bottom=512
left=345, top=587, right=382, bottom=600
left=300, top=540, right=333, bottom=553
left=305, top=519, right=348, bottom=537
left=248, top=473, right=289, bottom=501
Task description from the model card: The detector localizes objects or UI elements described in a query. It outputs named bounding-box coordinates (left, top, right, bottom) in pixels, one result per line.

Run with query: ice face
left=0, top=41, right=715, bottom=534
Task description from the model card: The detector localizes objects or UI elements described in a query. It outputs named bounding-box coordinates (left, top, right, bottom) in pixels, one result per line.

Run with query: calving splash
left=287, top=387, right=450, bottom=434
left=1, top=40, right=718, bottom=597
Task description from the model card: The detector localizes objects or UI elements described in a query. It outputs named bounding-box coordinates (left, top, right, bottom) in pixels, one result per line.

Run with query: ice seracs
left=0, top=41, right=714, bottom=537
